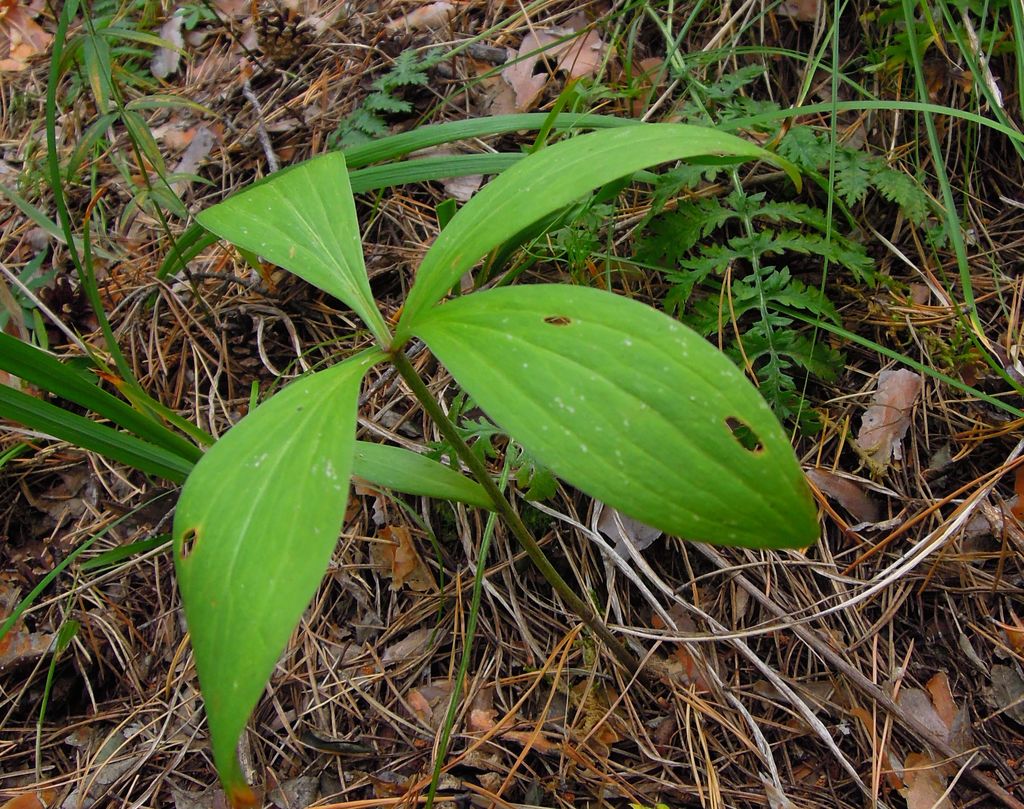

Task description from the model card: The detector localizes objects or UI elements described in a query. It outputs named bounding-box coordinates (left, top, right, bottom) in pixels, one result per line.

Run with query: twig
left=241, top=78, right=280, bottom=174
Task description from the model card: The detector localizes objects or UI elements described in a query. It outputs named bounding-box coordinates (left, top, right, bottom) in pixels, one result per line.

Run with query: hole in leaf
left=179, top=527, right=199, bottom=559
left=544, top=315, right=572, bottom=326
left=532, top=55, right=558, bottom=76
left=725, top=417, right=763, bottom=453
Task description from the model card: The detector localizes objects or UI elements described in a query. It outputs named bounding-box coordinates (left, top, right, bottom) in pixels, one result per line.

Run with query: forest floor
left=1, top=1, right=1024, bottom=808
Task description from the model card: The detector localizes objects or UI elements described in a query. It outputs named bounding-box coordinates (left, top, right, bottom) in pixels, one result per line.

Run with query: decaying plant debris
left=2, top=1, right=1024, bottom=808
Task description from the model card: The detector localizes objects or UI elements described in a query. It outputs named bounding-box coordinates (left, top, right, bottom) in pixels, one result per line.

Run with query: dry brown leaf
left=467, top=688, right=497, bottom=732
left=151, top=11, right=184, bottom=80
left=897, top=675, right=971, bottom=786
left=407, top=680, right=453, bottom=730
left=500, top=20, right=607, bottom=112
left=0, top=0, right=51, bottom=72
left=169, top=784, right=230, bottom=809
left=897, top=688, right=952, bottom=743
left=385, top=2, right=455, bottom=33
left=989, top=664, right=1024, bottom=725
left=855, top=368, right=921, bottom=473
left=0, top=625, right=52, bottom=668
left=443, top=173, right=484, bottom=202
left=925, top=672, right=958, bottom=729
left=370, top=525, right=435, bottom=591
left=759, top=774, right=796, bottom=809
left=595, top=501, right=662, bottom=558
left=380, top=627, right=433, bottom=666
left=0, top=791, right=58, bottom=809
left=805, top=468, right=881, bottom=523
left=501, top=30, right=559, bottom=111
left=171, top=125, right=217, bottom=194
left=901, top=752, right=953, bottom=809
left=213, top=0, right=250, bottom=18
left=994, top=612, right=1024, bottom=653
left=267, top=776, right=318, bottom=809
left=500, top=729, right=560, bottom=754
left=620, top=56, right=664, bottom=117
left=660, top=646, right=712, bottom=692
left=556, top=28, right=605, bottom=79
left=777, top=0, right=819, bottom=22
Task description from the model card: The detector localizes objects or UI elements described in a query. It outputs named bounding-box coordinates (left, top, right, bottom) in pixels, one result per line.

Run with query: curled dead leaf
left=994, top=612, right=1024, bottom=653
left=989, top=664, right=1024, bottom=725
left=854, top=368, right=921, bottom=474
left=500, top=19, right=607, bottom=112
left=0, top=0, right=51, bottom=72
left=595, top=500, right=662, bottom=558
left=369, top=525, right=435, bottom=592
left=380, top=627, right=434, bottom=666
left=407, top=680, right=453, bottom=730
left=777, top=0, right=819, bottom=22
left=151, top=11, right=185, bottom=80
left=805, top=468, right=881, bottom=524
left=0, top=791, right=57, bottom=809
left=385, top=2, right=455, bottom=33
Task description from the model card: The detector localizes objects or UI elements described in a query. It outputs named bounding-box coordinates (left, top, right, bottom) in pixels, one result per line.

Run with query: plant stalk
left=390, top=350, right=640, bottom=674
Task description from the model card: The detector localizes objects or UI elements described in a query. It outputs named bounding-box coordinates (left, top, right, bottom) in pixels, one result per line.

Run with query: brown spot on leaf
left=544, top=315, right=572, bottom=326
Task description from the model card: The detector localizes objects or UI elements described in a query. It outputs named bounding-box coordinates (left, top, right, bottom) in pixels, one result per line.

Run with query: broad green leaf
left=0, top=384, right=192, bottom=481
left=352, top=441, right=492, bottom=509
left=173, top=349, right=384, bottom=797
left=413, top=286, right=817, bottom=550
left=396, top=124, right=798, bottom=343
left=196, top=152, right=390, bottom=342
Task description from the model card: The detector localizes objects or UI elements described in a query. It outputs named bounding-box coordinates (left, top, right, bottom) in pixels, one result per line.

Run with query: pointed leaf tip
left=174, top=349, right=384, bottom=791
left=196, top=152, right=389, bottom=340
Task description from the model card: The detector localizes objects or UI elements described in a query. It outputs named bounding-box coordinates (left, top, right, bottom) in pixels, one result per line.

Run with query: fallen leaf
left=805, top=468, right=881, bottom=523
left=170, top=785, right=230, bottom=809
left=500, top=19, right=607, bottom=112
left=994, top=612, right=1024, bottom=653
left=989, top=664, right=1024, bottom=725
left=925, top=672, right=957, bottom=729
left=855, top=368, right=921, bottom=473
left=407, top=680, right=453, bottom=730
left=661, top=646, right=712, bottom=692
left=501, top=30, right=559, bottom=111
left=0, top=0, right=51, bottom=72
left=268, top=775, right=318, bottom=809
left=151, top=11, right=185, bottom=80
left=467, top=687, right=497, bottom=732
left=620, top=56, right=664, bottom=117
left=370, top=525, right=435, bottom=592
left=385, top=2, right=455, bottom=33
left=170, top=125, right=216, bottom=193
left=777, top=0, right=819, bottom=22
left=411, top=146, right=484, bottom=201
left=213, top=0, right=249, bottom=18
left=443, top=173, right=484, bottom=202
left=0, top=625, right=52, bottom=668
left=901, top=752, right=953, bottom=809
left=896, top=688, right=952, bottom=745
left=596, top=501, right=662, bottom=558
left=380, top=627, right=434, bottom=666
left=0, top=790, right=57, bottom=809
left=759, top=774, right=796, bottom=809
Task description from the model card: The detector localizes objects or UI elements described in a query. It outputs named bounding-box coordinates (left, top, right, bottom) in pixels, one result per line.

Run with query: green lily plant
left=172, top=123, right=819, bottom=802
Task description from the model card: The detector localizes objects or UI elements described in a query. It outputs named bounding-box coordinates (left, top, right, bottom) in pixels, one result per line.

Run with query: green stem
left=390, top=351, right=640, bottom=674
